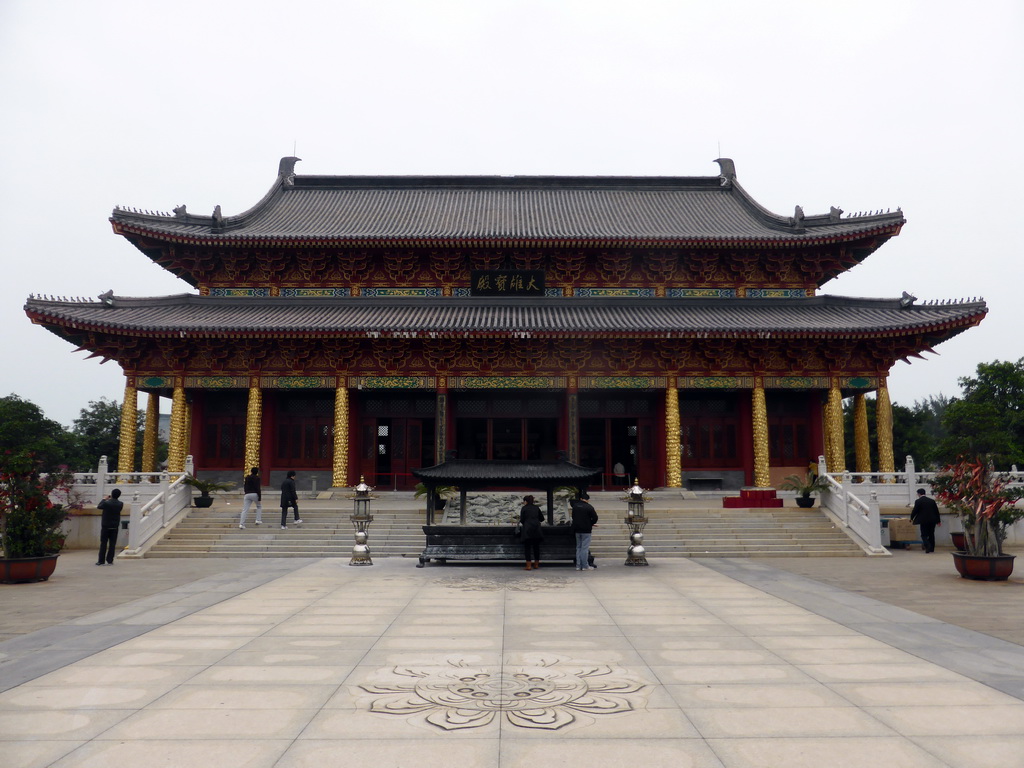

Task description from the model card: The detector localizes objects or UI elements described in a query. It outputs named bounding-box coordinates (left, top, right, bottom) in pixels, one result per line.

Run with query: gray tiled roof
left=110, top=172, right=904, bottom=245
left=24, top=294, right=986, bottom=339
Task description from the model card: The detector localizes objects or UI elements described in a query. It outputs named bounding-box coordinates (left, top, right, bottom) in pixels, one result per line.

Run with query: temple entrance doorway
left=451, top=391, right=561, bottom=463
left=767, top=390, right=820, bottom=485
left=195, top=390, right=246, bottom=470
left=579, top=392, right=659, bottom=488
left=677, top=391, right=745, bottom=489
left=271, top=392, right=334, bottom=470
left=360, top=418, right=435, bottom=489
left=357, top=391, right=437, bottom=489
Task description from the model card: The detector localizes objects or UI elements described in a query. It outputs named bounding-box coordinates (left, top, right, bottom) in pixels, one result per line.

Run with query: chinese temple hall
left=25, top=157, right=986, bottom=491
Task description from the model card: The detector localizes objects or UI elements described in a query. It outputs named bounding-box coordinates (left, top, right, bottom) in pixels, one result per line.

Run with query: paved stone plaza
left=3, top=549, right=1024, bottom=767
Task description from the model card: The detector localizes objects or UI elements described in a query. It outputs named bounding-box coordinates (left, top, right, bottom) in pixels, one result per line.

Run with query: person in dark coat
left=520, top=495, right=544, bottom=570
left=280, top=471, right=303, bottom=529
left=910, top=487, right=941, bottom=553
left=569, top=492, right=598, bottom=571
left=96, top=488, right=124, bottom=565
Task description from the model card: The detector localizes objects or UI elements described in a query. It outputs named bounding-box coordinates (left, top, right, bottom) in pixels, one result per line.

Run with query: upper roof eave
left=108, top=160, right=906, bottom=247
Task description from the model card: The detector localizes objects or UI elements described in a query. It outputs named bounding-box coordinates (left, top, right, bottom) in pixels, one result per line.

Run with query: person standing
left=280, top=470, right=303, bottom=529
left=520, top=494, right=544, bottom=570
left=96, top=488, right=124, bottom=565
left=239, top=467, right=263, bottom=529
left=570, top=491, right=598, bottom=571
left=911, top=487, right=941, bottom=553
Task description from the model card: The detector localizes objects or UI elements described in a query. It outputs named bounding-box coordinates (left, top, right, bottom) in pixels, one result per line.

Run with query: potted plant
left=932, top=457, right=1024, bottom=581
left=183, top=475, right=234, bottom=508
left=779, top=472, right=827, bottom=508
left=0, top=451, right=77, bottom=583
left=414, top=482, right=457, bottom=511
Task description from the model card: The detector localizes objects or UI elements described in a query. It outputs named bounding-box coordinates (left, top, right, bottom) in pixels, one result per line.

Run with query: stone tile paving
left=4, top=556, right=1024, bottom=767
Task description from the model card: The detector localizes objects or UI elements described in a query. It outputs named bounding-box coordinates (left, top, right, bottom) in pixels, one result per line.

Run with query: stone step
left=146, top=548, right=865, bottom=559
left=145, top=497, right=865, bottom=559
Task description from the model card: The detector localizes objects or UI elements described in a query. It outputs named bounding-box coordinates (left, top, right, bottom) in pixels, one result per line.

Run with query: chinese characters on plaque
left=470, top=270, right=545, bottom=297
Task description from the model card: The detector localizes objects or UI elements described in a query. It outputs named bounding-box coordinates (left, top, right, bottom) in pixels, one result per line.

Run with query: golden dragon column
left=825, top=381, right=846, bottom=472
left=117, top=381, right=137, bottom=476
left=167, top=383, right=187, bottom=473
left=752, top=381, right=770, bottom=488
left=665, top=380, right=681, bottom=487
left=853, top=393, right=871, bottom=476
left=244, top=384, right=262, bottom=473
left=141, top=393, right=159, bottom=473
left=332, top=382, right=349, bottom=488
left=876, top=380, right=895, bottom=476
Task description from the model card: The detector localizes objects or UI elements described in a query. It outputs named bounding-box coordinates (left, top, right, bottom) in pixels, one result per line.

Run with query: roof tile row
left=24, top=294, right=985, bottom=338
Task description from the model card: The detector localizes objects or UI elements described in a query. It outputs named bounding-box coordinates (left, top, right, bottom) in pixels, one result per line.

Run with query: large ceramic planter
left=951, top=552, right=1016, bottom=581
left=193, top=495, right=214, bottom=508
left=795, top=496, right=815, bottom=508
left=950, top=532, right=967, bottom=551
left=0, top=554, right=60, bottom=583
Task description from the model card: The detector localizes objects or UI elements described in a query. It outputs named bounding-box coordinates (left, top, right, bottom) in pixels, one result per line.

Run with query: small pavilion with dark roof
left=413, top=457, right=601, bottom=524
left=24, top=157, right=986, bottom=493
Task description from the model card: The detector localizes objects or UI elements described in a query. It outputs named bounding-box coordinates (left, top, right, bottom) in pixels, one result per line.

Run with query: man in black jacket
left=280, top=471, right=303, bottom=529
left=96, top=488, right=124, bottom=565
left=910, top=488, right=941, bottom=553
left=569, top=492, right=598, bottom=571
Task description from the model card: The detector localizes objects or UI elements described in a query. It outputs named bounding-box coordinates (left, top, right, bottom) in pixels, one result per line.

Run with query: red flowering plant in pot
left=0, top=451, right=78, bottom=582
left=931, top=457, right=1024, bottom=581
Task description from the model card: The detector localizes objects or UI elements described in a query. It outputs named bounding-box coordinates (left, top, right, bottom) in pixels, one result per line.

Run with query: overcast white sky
left=1, top=0, right=1021, bottom=427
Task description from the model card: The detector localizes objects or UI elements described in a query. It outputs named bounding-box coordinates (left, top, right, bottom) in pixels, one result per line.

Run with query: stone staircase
left=145, top=503, right=425, bottom=559
left=144, top=492, right=865, bottom=559
left=596, top=508, right=864, bottom=558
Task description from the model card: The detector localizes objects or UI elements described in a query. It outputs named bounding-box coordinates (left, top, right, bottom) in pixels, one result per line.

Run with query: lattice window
left=526, top=397, right=559, bottom=416
left=493, top=399, right=523, bottom=416
left=579, top=393, right=656, bottom=417
left=414, top=396, right=436, bottom=417
left=454, top=399, right=488, bottom=416
left=364, top=399, right=387, bottom=415
left=280, top=396, right=333, bottom=415
left=204, top=391, right=246, bottom=414
left=628, top=398, right=652, bottom=415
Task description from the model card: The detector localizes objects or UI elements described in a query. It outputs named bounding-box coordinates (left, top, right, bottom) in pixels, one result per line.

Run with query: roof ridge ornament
left=279, top=156, right=301, bottom=187
left=211, top=205, right=223, bottom=233
left=899, top=291, right=917, bottom=308
left=791, top=205, right=805, bottom=231
left=714, top=157, right=735, bottom=187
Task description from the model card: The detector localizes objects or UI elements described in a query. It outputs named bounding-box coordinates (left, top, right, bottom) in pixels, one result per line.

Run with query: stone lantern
left=624, top=479, right=649, bottom=566
left=349, top=476, right=375, bottom=566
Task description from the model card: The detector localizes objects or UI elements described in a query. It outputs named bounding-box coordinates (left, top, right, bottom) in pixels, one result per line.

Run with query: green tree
left=0, top=394, right=82, bottom=471
left=914, top=394, right=952, bottom=463
left=72, top=398, right=166, bottom=470
left=843, top=396, right=947, bottom=471
left=941, top=358, right=1024, bottom=467
left=72, top=398, right=129, bottom=468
